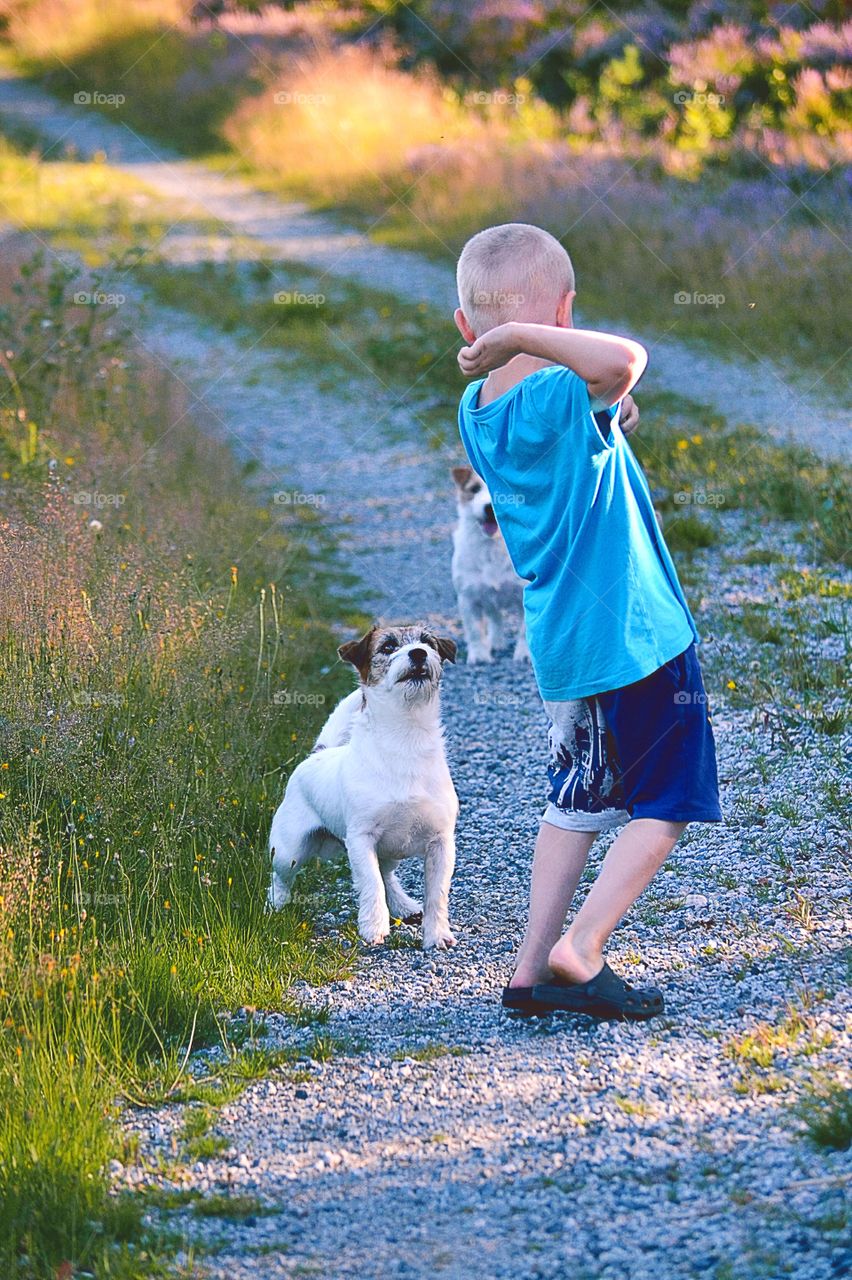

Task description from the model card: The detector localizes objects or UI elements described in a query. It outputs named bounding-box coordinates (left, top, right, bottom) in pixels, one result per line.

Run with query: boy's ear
left=556, top=289, right=576, bottom=329
left=454, top=307, right=477, bottom=345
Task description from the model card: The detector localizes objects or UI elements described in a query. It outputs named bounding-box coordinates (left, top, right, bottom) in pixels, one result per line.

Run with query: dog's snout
left=483, top=503, right=495, bottom=523
left=409, top=647, right=428, bottom=665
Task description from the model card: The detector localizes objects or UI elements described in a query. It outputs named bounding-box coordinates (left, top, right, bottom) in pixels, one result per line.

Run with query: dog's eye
left=420, top=633, right=435, bottom=648
left=468, top=483, right=482, bottom=495
left=378, top=638, right=398, bottom=654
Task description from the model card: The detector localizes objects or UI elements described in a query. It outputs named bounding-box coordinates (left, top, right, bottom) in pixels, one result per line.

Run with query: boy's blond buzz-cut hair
left=456, top=223, right=575, bottom=337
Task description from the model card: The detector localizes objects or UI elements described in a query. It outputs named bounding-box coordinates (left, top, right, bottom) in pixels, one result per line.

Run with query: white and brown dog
left=268, top=624, right=459, bottom=949
left=451, top=466, right=528, bottom=664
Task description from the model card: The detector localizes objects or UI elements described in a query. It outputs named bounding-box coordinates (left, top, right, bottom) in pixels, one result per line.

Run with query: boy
left=454, top=223, right=721, bottom=1020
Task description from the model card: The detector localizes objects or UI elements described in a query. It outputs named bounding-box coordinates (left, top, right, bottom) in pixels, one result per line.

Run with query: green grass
left=797, top=1083, right=852, bottom=1152
left=0, top=124, right=208, bottom=256
left=726, top=1006, right=834, bottom=1098
left=714, top=585, right=849, bottom=738
left=0, top=249, right=357, bottom=1277
left=391, top=1043, right=469, bottom=1062
left=192, top=1193, right=272, bottom=1220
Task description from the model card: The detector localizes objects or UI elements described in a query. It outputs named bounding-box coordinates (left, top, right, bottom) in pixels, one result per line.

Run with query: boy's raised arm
left=458, top=322, right=648, bottom=405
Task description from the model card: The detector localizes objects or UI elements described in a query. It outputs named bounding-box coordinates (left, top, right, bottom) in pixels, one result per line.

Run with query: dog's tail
left=313, top=687, right=362, bottom=750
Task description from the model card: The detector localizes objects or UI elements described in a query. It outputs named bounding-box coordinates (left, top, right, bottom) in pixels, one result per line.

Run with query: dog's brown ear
left=434, top=635, right=457, bottom=664
left=451, top=465, right=473, bottom=489
left=338, top=628, right=375, bottom=681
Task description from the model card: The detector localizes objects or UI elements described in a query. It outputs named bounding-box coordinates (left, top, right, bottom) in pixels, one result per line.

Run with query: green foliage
left=797, top=1083, right=852, bottom=1152
left=0, top=253, right=353, bottom=1278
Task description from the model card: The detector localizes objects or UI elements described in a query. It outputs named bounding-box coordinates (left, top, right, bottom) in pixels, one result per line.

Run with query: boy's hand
left=457, top=322, right=520, bottom=378
left=621, top=394, right=639, bottom=435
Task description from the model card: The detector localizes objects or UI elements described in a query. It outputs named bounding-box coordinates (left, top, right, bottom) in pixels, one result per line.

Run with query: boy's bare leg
left=549, top=818, right=686, bottom=983
left=509, top=822, right=596, bottom=988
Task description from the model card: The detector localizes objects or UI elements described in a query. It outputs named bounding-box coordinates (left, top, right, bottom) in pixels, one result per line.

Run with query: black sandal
left=531, top=962, right=664, bottom=1022
left=501, top=985, right=553, bottom=1017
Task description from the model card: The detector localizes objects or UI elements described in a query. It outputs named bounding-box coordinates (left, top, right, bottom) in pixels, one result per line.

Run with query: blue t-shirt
left=457, top=365, right=698, bottom=700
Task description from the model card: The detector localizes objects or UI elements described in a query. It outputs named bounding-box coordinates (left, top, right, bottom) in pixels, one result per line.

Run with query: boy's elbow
left=618, top=340, right=648, bottom=392
left=590, top=342, right=648, bottom=403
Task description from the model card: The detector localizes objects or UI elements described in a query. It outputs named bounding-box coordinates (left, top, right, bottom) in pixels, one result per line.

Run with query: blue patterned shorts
left=543, top=645, right=722, bottom=829
left=543, top=696, right=629, bottom=832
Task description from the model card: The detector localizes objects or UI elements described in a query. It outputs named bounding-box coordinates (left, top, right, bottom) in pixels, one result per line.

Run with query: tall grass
left=0, top=250, right=354, bottom=1277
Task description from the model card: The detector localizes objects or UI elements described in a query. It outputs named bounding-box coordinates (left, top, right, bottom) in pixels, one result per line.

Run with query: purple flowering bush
left=370, top=1, right=851, bottom=171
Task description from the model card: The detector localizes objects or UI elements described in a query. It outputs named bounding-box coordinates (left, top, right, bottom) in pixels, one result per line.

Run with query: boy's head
left=455, top=223, right=575, bottom=341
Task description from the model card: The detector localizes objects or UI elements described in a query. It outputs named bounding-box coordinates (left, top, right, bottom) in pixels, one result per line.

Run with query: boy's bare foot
left=548, top=934, right=604, bottom=985
left=507, top=964, right=553, bottom=989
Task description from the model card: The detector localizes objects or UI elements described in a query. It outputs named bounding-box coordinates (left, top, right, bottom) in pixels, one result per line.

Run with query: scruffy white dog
left=451, top=465, right=528, bottom=664
left=268, top=624, right=459, bottom=949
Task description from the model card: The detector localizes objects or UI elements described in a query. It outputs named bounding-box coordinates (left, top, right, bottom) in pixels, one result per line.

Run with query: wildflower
left=677, top=439, right=689, bottom=451
left=231, top=565, right=238, bottom=586
left=727, top=679, right=737, bottom=690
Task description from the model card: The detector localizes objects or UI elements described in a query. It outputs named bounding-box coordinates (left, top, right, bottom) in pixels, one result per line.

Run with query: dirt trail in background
left=0, top=66, right=848, bottom=462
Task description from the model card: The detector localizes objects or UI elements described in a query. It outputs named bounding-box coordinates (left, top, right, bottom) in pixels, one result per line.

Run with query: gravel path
left=0, top=69, right=849, bottom=1280
left=112, top=271, right=852, bottom=1280
left=0, top=66, right=848, bottom=463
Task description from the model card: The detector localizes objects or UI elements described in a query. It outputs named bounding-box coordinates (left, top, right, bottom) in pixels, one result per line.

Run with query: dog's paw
left=358, top=910, right=391, bottom=946
left=466, top=649, right=492, bottom=665
left=424, top=929, right=457, bottom=951
left=512, top=637, right=530, bottom=662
